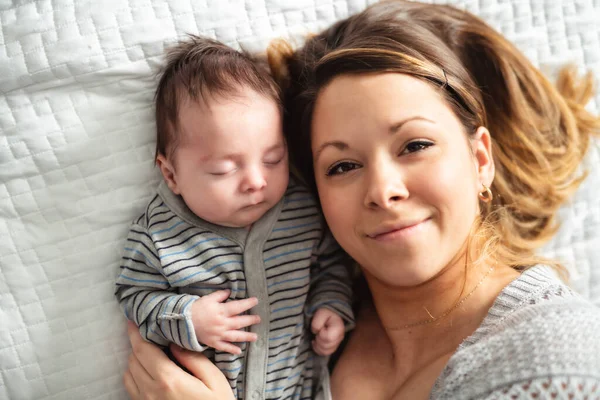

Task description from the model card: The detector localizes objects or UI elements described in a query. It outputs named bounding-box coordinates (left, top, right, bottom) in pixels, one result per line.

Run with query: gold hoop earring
left=478, top=184, right=493, bottom=203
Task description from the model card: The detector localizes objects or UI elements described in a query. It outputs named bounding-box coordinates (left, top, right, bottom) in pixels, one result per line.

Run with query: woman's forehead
left=311, top=73, right=454, bottom=138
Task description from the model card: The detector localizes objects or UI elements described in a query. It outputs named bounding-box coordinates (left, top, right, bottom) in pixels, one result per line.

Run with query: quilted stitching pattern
left=0, top=1, right=598, bottom=399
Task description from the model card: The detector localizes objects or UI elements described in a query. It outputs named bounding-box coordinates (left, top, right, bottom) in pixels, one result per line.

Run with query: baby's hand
left=191, top=290, right=261, bottom=355
left=311, top=308, right=345, bottom=356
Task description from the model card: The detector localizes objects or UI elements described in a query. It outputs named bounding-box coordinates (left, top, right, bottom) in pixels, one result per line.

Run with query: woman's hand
left=124, top=321, right=234, bottom=400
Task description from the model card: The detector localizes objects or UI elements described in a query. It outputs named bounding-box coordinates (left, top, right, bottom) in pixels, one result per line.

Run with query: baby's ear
left=471, top=126, right=495, bottom=187
left=156, top=154, right=181, bottom=194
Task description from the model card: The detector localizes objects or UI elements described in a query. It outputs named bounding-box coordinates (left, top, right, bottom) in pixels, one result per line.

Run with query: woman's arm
left=124, top=322, right=234, bottom=400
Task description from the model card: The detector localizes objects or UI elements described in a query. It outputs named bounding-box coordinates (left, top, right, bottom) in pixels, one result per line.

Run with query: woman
left=123, top=1, right=600, bottom=399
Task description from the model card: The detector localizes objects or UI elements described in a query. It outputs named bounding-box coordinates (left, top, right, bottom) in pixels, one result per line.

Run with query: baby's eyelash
left=264, top=157, right=283, bottom=166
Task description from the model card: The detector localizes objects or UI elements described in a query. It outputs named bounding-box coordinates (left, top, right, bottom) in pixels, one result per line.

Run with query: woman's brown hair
left=268, top=0, right=600, bottom=273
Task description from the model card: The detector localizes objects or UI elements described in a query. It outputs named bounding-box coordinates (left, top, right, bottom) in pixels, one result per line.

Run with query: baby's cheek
left=269, top=167, right=289, bottom=195
left=191, top=192, right=230, bottom=221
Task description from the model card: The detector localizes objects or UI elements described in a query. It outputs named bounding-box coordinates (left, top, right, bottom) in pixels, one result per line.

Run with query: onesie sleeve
left=305, top=228, right=356, bottom=331
left=115, top=222, right=205, bottom=351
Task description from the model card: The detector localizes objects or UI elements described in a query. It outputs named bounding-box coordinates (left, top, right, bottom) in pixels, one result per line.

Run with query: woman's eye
left=401, top=140, right=433, bottom=155
left=326, top=161, right=360, bottom=176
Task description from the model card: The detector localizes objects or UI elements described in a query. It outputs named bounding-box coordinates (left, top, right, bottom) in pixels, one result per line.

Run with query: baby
left=115, top=36, right=354, bottom=399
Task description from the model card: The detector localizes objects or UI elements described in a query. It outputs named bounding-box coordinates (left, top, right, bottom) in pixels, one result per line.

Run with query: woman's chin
left=366, top=266, right=442, bottom=289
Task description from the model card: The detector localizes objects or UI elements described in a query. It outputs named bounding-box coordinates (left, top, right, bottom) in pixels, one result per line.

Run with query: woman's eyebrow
left=389, top=116, right=435, bottom=133
left=313, top=117, right=435, bottom=161
left=314, top=141, right=348, bottom=162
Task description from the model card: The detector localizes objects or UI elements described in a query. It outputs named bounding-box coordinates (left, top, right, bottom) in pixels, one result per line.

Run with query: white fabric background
left=1, top=1, right=599, bottom=398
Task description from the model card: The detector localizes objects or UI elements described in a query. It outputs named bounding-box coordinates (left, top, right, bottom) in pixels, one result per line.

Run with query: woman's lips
left=367, top=218, right=430, bottom=241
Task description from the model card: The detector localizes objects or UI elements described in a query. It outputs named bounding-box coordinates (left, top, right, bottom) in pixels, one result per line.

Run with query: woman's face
left=311, top=73, right=493, bottom=287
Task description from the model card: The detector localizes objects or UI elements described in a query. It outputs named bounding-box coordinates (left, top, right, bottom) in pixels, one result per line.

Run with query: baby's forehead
left=180, top=84, right=276, bottom=109
left=175, top=93, right=284, bottom=151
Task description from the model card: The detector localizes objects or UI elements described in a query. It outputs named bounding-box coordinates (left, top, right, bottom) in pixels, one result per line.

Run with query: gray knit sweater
left=317, top=266, right=600, bottom=399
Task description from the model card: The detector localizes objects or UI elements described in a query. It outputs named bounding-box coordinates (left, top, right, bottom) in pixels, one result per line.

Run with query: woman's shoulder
left=463, top=265, right=598, bottom=344
left=431, top=265, right=600, bottom=399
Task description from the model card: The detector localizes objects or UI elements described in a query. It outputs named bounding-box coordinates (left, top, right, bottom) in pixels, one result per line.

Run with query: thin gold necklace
left=396, top=264, right=495, bottom=330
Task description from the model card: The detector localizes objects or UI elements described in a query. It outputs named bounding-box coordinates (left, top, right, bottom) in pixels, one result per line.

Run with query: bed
left=1, top=0, right=599, bottom=398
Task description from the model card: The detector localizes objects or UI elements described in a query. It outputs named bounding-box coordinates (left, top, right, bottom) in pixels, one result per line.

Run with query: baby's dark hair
left=154, top=35, right=281, bottom=162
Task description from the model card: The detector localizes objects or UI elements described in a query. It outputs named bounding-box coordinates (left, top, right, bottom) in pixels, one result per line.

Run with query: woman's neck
left=364, top=257, right=520, bottom=373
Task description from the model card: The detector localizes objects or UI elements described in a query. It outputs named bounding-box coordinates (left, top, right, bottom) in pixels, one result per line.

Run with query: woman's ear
left=156, top=154, right=181, bottom=195
left=471, top=126, right=495, bottom=187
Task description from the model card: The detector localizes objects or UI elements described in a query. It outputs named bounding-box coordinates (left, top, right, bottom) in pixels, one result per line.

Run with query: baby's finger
left=222, top=330, right=258, bottom=343
left=214, top=341, right=243, bottom=355
left=204, top=289, right=231, bottom=303
left=313, top=338, right=336, bottom=356
left=311, top=310, right=328, bottom=334
left=223, top=297, right=258, bottom=316
left=312, top=339, right=329, bottom=356
left=317, top=345, right=336, bottom=356
left=318, top=324, right=344, bottom=343
left=228, top=314, right=261, bottom=330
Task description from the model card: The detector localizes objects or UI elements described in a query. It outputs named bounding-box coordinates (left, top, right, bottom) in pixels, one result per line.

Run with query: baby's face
left=164, top=88, right=289, bottom=228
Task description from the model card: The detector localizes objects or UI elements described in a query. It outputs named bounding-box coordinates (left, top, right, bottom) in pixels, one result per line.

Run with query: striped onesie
left=115, top=178, right=355, bottom=400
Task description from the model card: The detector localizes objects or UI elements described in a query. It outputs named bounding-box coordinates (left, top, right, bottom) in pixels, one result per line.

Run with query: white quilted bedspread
left=1, top=0, right=599, bottom=399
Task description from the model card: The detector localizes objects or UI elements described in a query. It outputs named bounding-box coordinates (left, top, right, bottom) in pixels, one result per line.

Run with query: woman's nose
left=363, top=160, right=408, bottom=209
